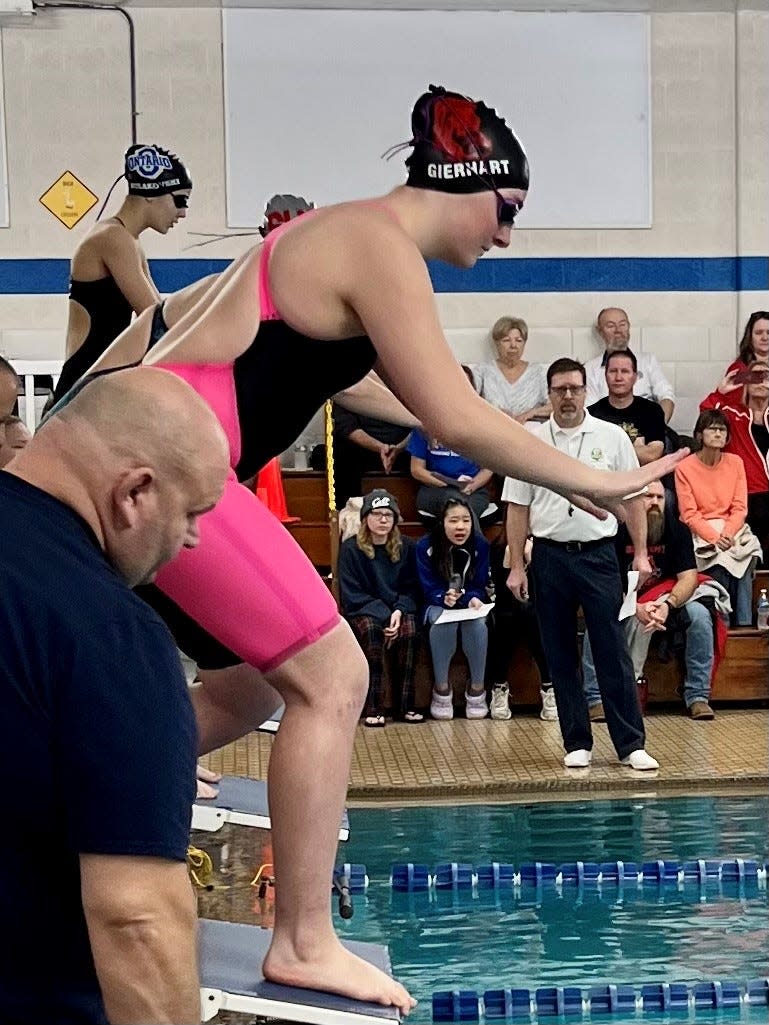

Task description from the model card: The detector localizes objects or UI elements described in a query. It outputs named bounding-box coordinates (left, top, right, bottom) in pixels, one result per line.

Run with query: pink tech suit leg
left=155, top=471, right=340, bottom=673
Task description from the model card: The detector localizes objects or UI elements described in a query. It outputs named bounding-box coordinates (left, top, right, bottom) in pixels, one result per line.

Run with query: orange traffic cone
left=255, top=457, right=299, bottom=523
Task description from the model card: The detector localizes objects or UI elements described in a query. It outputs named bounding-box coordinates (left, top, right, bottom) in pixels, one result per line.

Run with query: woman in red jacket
left=720, top=311, right=769, bottom=402
left=700, top=361, right=769, bottom=553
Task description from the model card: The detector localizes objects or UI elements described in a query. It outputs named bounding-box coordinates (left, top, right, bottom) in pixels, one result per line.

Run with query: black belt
left=533, top=536, right=614, bottom=553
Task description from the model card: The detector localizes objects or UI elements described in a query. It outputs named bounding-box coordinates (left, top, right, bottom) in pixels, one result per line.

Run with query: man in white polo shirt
left=503, top=357, right=659, bottom=771
left=584, top=307, right=675, bottom=423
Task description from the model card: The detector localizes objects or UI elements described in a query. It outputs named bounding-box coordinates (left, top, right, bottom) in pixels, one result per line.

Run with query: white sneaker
left=490, top=683, right=512, bottom=720
left=430, top=689, right=454, bottom=720
left=621, top=749, right=659, bottom=771
left=465, top=690, right=489, bottom=720
left=540, top=686, right=558, bottom=721
left=564, top=749, right=592, bottom=768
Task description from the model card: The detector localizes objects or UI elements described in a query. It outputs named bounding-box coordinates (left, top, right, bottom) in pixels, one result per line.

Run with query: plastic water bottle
left=293, top=444, right=309, bottom=470
left=757, top=589, right=769, bottom=632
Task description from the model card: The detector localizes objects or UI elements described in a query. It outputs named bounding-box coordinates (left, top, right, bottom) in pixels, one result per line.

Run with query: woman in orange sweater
left=675, top=409, right=759, bottom=625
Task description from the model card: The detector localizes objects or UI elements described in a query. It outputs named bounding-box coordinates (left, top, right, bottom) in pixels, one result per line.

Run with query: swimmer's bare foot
left=263, top=936, right=416, bottom=1016
left=196, top=763, right=221, bottom=799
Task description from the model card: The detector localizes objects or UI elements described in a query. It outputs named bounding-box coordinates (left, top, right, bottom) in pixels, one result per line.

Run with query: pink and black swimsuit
left=61, top=220, right=379, bottom=672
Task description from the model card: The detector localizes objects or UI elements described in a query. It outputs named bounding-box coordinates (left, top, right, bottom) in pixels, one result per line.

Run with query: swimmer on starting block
left=65, top=192, right=419, bottom=810
left=54, top=85, right=688, bottom=1015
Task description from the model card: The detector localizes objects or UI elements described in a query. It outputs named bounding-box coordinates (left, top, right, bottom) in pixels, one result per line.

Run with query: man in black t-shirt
left=0, top=368, right=228, bottom=1024
left=588, top=350, right=666, bottom=465
left=583, top=481, right=721, bottom=720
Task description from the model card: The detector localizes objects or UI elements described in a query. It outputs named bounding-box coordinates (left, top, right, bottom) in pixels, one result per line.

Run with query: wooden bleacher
left=281, top=469, right=769, bottom=710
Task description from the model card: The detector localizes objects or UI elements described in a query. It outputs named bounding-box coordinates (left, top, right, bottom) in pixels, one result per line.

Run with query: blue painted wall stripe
left=427, top=256, right=769, bottom=293
left=0, top=256, right=765, bottom=295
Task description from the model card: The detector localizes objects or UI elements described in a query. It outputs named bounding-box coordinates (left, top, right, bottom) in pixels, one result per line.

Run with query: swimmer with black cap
left=59, top=85, right=686, bottom=1015
left=54, top=144, right=193, bottom=402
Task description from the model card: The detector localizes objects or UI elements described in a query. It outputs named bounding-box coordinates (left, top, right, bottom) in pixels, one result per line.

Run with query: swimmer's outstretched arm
left=333, top=371, right=420, bottom=429
left=344, top=217, right=686, bottom=511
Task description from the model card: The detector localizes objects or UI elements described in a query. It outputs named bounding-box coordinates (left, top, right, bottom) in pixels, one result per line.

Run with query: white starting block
left=257, top=704, right=284, bottom=734
left=192, top=775, right=350, bottom=841
left=199, top=919, right=400, bottom=1024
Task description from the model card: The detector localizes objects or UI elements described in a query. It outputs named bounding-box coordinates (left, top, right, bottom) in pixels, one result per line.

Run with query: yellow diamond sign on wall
left=39, top=171, right=98, bottom=229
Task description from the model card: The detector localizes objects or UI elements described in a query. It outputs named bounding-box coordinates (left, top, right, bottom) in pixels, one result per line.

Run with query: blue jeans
left=529, top=540, right=645, bottom=760
left=706, top=564, right=753, bottom=627
left=583, top=599, right=714, bottom=707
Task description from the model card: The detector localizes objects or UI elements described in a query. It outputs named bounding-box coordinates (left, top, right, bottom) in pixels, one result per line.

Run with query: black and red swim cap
left=404, top=85, right=529, bottom=195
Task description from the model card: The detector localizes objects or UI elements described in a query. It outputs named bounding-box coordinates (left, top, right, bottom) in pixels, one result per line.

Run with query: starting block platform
left=191, top=775, right=350, bottom=841
left=257, top=704, right=284, bottom=734
left=199, top=918, right=401, bottom=1024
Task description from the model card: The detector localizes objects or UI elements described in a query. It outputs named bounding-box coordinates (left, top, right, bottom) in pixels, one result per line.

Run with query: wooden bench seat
left=279, top=469, right=769, bottom=708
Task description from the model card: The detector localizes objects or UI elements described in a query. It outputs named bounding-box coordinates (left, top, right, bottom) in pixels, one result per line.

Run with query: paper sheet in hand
left=435, top=603, right=494, bottom=624
left=619, top=571, right=639, bottom=620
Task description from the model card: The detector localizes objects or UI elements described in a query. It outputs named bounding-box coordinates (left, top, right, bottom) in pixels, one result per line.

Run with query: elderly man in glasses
left=502, top=358, right=660, bottom=772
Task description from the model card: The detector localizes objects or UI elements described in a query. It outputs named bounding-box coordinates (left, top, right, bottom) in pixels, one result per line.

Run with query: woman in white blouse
left=470, top=316, right=551, bottom=423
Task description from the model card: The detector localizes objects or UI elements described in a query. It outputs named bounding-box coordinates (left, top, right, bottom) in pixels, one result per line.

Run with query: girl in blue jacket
left=416, top=497, right=491, bottom=720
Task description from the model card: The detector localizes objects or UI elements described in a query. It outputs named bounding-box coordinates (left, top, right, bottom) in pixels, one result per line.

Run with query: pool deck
left=201, top=707, right=768, bottom=802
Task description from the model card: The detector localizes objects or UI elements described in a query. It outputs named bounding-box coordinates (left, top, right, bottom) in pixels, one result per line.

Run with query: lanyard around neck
left=549, top=422, right=586, bottom=517
left=549, top=421, right=586, bottom=462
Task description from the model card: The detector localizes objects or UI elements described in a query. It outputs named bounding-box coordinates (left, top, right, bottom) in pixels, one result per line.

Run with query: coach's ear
left=111, top=466, right=158, bottom=530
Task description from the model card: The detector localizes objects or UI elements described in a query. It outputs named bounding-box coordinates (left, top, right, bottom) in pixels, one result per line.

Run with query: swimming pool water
left=337, top=795, right=769, bottom=1024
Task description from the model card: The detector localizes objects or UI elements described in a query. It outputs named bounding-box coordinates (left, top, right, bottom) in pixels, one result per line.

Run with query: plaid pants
left=348, top=613, right=419, bottom=716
